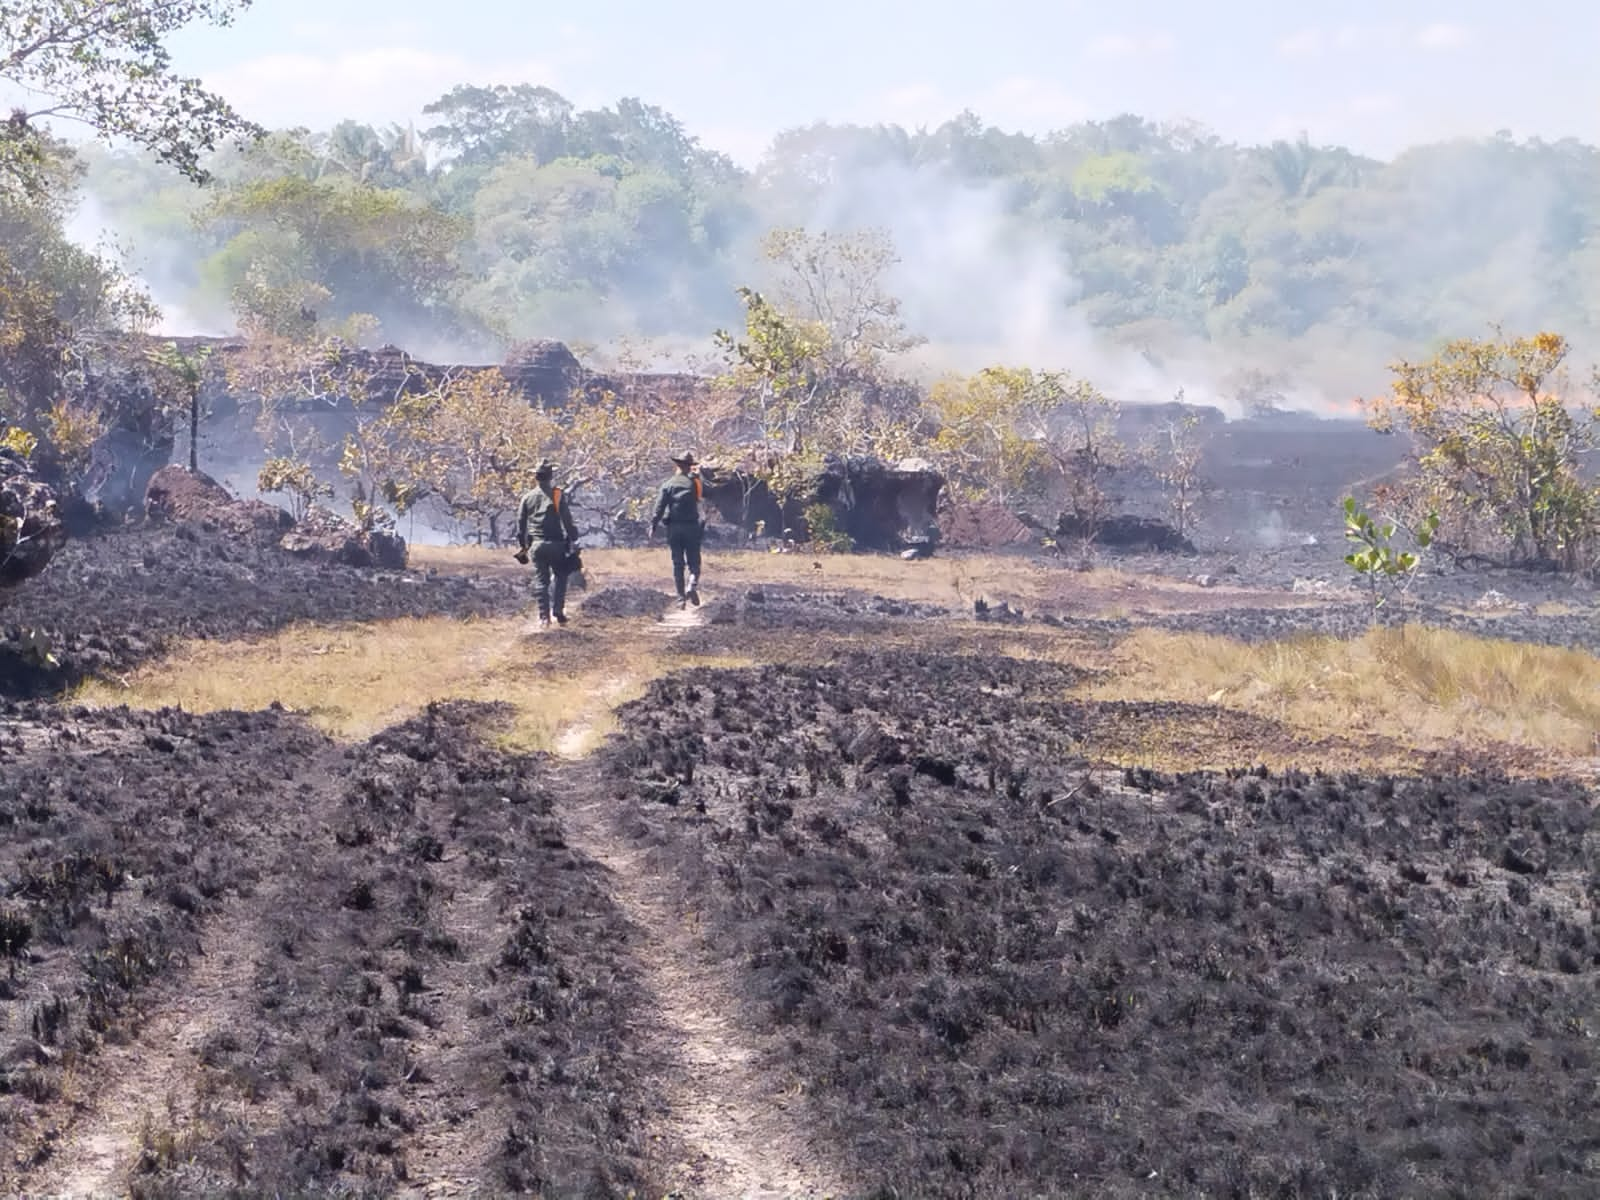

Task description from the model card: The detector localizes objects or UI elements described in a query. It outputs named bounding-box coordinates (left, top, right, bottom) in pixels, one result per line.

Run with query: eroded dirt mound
left=143, top=464, right=291, bottom=542
left=279, top=503, right=409, bottom=570
left=939, top=501, right=1038, bottom=548
left=602, top=652, right=1600, bottom=1198
left=0, top=527, right=525, bottom=698
left=1, top=700, right=662, bottom=1197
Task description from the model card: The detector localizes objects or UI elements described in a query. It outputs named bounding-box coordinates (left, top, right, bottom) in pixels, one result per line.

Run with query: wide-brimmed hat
left=534, top=459, right=556, bottom=477
left=670, top=449, right=697, bottom=466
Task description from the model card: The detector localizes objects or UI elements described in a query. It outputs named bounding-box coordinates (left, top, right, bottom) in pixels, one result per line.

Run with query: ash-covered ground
left=598, top=652, right=1599, bottom=1197
left=0, top=522, right=1596, bottom=1198
left=0, top=526, right=527, bottom=697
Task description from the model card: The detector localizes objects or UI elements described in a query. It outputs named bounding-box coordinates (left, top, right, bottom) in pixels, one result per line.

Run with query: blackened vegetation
left=0, top=527, right=527, bottom=698
left=602, top=651, right=1600, bottom=1198
left=0, top=703, right=328, bottom=1133
left=131, top=702, right=656, bottom=1197
left=0, top=701, right=659, bottom=1198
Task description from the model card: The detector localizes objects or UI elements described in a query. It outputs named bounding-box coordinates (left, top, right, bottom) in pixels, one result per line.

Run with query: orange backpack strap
left=692, top=476, right=702, bottom=502
left=552, top=486, right=562, bottom=513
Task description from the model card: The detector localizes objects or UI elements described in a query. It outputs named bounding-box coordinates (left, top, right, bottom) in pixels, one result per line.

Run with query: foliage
left=926, top=367, right=1056, bottom=504
left=1342, top=496, right=1439, bottom=624
left=1, top=424, right=37, bottom=458
left=144, top=342, right=213, bottom=472
left=802, top=502, right=851, bottom=553
left=204, top=173, right=470, bottom=343
left=1047, top=377, right=1124, bottom=547
left=40, top=396, right=106, bottom=478
left=70, top=90, right=1600, bottom=380
left=0, top=179, right=160, bottom=493
left=927, top=364, right=1122, bottom=540
left=713, top=228, right=924, bottom=505
left=257, top=455, right=330, bottom=521
left=1366, top=331, right=1600, bottom=571
left=364, top=371, right=560, bottom=544
left=0, top=0, right=262, bottom=198
left=714, top=286, right=830, bottom=453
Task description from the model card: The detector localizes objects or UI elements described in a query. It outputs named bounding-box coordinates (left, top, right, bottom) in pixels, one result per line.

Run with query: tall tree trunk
left=189, top=389, right=199, bottom=473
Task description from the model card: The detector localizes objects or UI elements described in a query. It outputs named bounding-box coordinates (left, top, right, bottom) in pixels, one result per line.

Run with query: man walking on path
left=516, top=460, right=580, bottom=629
left=650, top=450, right=705, bottom=609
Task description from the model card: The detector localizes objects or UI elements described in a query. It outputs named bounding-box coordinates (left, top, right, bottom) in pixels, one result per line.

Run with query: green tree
left=1367, top=330, right=1600, bottom=571
left=423, top=84, right=575, bottom=169
left=202, top=174, right=471, bottom=342
left=1, top=0, right=261, bottom=197
left=1343, top=496, right=1439, bottom=624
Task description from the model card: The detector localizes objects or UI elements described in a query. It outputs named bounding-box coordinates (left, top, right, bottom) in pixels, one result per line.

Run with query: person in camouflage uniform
left=516, top=460, right=580, bottom=629
left=650, top=450, right=705, bottom=608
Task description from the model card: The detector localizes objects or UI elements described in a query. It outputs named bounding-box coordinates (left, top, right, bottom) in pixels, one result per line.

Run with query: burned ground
left=659, top=579, right=1600, bottom=659
left=4, top=527, right=1599, bottom=1198
left=0, top=701, right=663, bottom=1198
left=0, top=528, right=528, bottom=698
left=600, top=651, right=1600, bottom=1198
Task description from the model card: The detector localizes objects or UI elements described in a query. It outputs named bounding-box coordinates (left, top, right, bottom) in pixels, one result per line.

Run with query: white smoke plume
left=769, top=161, right=1271, bottom=416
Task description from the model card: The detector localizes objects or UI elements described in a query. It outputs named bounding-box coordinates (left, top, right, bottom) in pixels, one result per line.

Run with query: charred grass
left=0, top=702, right=333, bottom=1175
left=2, top=527, right=526, bottom=699
left=0, top=701, right=664, bottom=1198
left=600, top=650, right=1600, bottom=1198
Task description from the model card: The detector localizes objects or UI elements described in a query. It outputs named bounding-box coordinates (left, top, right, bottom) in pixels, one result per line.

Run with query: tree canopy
left=1, top=0, right=261, bottom=197
left=56, top=93, right=1600, bottom=397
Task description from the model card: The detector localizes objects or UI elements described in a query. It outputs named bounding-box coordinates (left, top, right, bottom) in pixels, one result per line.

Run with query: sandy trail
left=556, top=775, right=844, bottom=1200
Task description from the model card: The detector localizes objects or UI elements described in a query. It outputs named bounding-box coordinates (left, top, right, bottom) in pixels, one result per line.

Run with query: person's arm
left=561, top=495, right=579, bottom=544
left=516, top=493, right=532, bottom=550
left=650, top=483, right=670, bottom=533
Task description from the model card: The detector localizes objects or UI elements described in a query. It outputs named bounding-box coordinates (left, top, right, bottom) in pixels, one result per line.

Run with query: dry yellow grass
left=71, top=552, right=1600, bottom=773
left=1093, top=624, right=1600, bottom=758
left=74, top=614, right=750, bottom=753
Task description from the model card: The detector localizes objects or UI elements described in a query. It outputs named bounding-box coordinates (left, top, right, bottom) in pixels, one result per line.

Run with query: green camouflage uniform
left=651, top=472, right=703, bottom=602
left=517, top=483, right=579, bottom=622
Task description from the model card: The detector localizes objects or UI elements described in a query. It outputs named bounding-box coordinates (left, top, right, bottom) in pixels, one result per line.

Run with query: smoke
left=64, top=192, right=234, bottom=337
left=760, top=161, right=1235, bottom=412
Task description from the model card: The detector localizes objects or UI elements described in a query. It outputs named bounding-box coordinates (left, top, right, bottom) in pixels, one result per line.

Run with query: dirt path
left=548, top=608, right=846, bottom=1199
left=556, top=771, right=845, bottom=1200
left=24, top=901, right=271, bottom=1198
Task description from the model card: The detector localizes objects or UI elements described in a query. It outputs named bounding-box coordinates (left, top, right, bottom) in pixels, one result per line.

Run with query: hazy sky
left=154, top=0, right=1598, bottom=163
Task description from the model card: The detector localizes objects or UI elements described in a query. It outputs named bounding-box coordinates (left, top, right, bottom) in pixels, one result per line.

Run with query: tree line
left=61, top=82, right=1600, bottom=379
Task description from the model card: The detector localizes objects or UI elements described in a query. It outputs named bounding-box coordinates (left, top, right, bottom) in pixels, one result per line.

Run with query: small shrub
left=803, top=503, right=851, bottom=553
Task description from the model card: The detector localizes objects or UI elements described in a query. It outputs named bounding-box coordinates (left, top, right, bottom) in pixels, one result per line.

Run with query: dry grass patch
left=1094, top=625, right=1600, bottom=760
left=74, top=615, right=751, bottom=752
